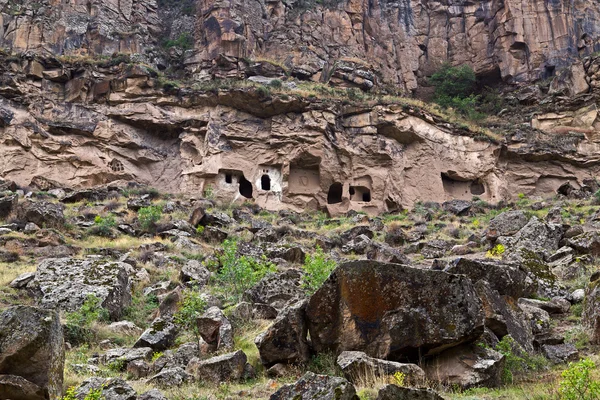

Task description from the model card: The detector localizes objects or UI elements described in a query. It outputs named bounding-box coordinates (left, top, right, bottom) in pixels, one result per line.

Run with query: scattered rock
left=244, top=269, right=305, bottom=310
left=75, top=377, right=136, bottom=400
left=31, top=257, right=132, bottom=320
left=196, top=306, right=234, bottom=351
left=337, top=351, right=425, bottom=383
left=16, top=200, right=65, bottom=229
left=486, top=210, right=529, bottom=240
left=376, top=384, right=445, bottom=400
left=0, top=193, right=17, bottom=219
left=269, top=372, right=358, bottom=400
left=0, top=305, right=64, bottom=400
left=542, top=343, right=579, bottom=364
left=134, top=317, right=178, bottom=351
left=147, top=367, right=192, bottom=387
left=180, top=260, right=211, bottom=287
left=442, top=200, right=472, bottom=216
left=0, top=375, right=46, bottom=400
left=187, top=350, right=247, bottom=383
left=256, top=300, right=310, bottom=366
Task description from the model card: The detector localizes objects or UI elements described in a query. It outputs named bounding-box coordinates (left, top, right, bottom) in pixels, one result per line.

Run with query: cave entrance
left=225, top=173, right=233, bottom=184
left=239, top=176, right=253, bottom=199
left=470, top=180, right=485, bottom=195
left=327, top=182, right=343, bottom=204
left=261, top=174, right=271, bottom=191
left=350, top=186, right=371, bottom=202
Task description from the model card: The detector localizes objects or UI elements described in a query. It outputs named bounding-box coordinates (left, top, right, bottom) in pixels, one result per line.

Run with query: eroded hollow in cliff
left=327, top=183, right=343, bottom=204
left=261, top=175, right=271, bottom=191
left=239, top=176, right=253, bottom=198
left=109, top=159, right=124, bottom=172
left=289, top=155, right=321, bottom=195
left=350, top=186, right=371, bottom=202
left=470, top=180, right=485, bottom=195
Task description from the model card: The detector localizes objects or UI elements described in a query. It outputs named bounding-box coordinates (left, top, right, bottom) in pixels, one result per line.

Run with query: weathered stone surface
left=187, top=350, right=247, bottom=383
left=15, top=200, right=64, bottom=229
left=0, top=375, right=46, bottom=400
left=475, top=281, right=534, bottom=353
left=180, top=260, right=211, bottom=287
left=568, top=232, right=600, bottom=255
left=376, top=384, right=445, bottom=400
left=519, top=298, right=570, bottom=315
left=0, top=306, right=64, bottom=400
left=583, top=273, right=600, bottom=344
left=75, top=377, right=137, bottom=400
left=256, top=300, right=310, bottom=366
left=196, top=306, right=233, bottom=351
left=423, top=344, right=504, bottom=389
left=134, top=317, right=177, bottom=351
left=147, top=367, right=192, bottom=387
left=542, top=343, right=579, bottom=364
left=444, top=258, right=534, bottom=299
left=337, top=351, right=425, bottom=383
left=138, top=389, right=169, bottom=400
left=442, top=200, right=471, bottom=216
left=244, top=269, right=305, bottom=310
left=306, top=261, right=484, bottom=360
left=106, top=321, right=143, bottom=337
left=499, top=217, right=563, bottom=255
left=31, top=257, right=132, bottom=320
left=0, top=194, right=17, bottom=219
left=269, top=372, right=358, bottom=400
left=486, top=211, right=529, bottom=240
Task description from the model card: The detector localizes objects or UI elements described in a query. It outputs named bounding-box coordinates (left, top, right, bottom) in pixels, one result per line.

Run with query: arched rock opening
left=350, top=186, right=371, bottom=202
left=261, top=174, right=271, bottom=191
left=327, top=182, right=343, bottom=204
left=239, top=176, right=253, bottom=198
left=470, top=180, right=485, bottom=195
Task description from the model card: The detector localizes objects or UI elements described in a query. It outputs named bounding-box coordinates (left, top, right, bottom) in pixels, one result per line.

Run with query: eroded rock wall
left=188, top=0, right=600, bottom=91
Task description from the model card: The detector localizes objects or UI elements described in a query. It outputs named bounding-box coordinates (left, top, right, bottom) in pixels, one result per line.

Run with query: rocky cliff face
left=2, top=53, right=600, bottom=215
left=4, top=0, right=600, bottom=92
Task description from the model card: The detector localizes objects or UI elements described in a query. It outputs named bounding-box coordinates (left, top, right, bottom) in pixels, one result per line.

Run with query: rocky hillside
left=3, top=0, right=600, bottom=399
left=1, top=183, right=600, bottom=399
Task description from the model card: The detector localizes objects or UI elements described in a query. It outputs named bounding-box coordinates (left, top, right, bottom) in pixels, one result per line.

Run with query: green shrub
left=429, top=63, right=476, bottom=100
left=91, top=214, right=116, bottom=237
left=138, top=206, right=162, bottom=232
left=62, top=386, right=104, bottom=400
left=66, top=294, right=109, bottom=327
left=494, top=336, right=548, bottom=384
left=486, top=244, right=506, bottom=258
left=173, top=288, right=207, bottom=349
left=268, top=79, right=283, bottom=88
left=559, top=358, right=600, bottom=400
left=162, top=32, right=193, bottom=50
left=216, top=239, right=276, bottom=302
left=302, top=246, right=337, bottom=294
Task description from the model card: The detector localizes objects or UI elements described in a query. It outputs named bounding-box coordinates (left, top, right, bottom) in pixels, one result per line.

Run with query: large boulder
left=499, top=217, right=563, bottom=255
left=15, top=200, right=65, bottom=229
left=422, top=343, right=504, bottom=389
left=376, top=385, right=445, bottom=400
left=0, top=375, right=46, bottom=400
left=336, top=351, right=425, bottom=383
left=186, top=350, right=247, bottom=383
left=567, top=232, right=600, bottom=255
left=583, top=273, right=600, bottom=344
left=0, top=306, right=64, bottom=400
left=75, top=377, right=136, bottom=400
left=444, top=258, right=534, bottom=299
left=306, top=261, right=484, bottom=360
left=31, top=257, right=132, bottom=320
left=269, top=372, right=358, bottom=400
left=0, top=193, right=17, bottom=219
left=134, top=317, right=178, bottom=351
left=256, top=300, right=310, bottom=366
left=196, top=306, right=233, bottom=351
left=244, top=269, right=305, bottom=310
left=485, top=210, right=529, bottom=240
left=180, top=260, right=211, bottom=287
left=474, top=281, right=534, bottom=352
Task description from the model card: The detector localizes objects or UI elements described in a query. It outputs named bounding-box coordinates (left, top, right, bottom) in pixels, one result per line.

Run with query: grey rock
left=196, top=306, right=233, bottom=351
left=542, top=343, right=579, bottom=364
left=0, top=193, right=18, bottom=219
left=31, top=257, right=132, bottom=320
left=244, top=269, right=305, bottom=310
left=134, top=317, right=178, bottom=351
left=0, top=375, right=46, bottom=400
left=571, top=289, right=585, bottom=303
left=269, top=372, right=358, bottom=400
left=9, top=272, right=35, bottom=289
left=16, top=200, right=64, bottom=228
left=75, top=377, right=136, bottom=400
left=256, top=300, right=310, bottom=366
left=486, top=210, right=529, bottom=240
left=518, top=298, right=570, bottom=314
left=376, top=384, right=445, bottom=400
left=180, top=260, right=211, bottom=287
left=0, top=306, right=64, bottom=400
left=147, top=367, right=192, bottom=387
left=337, top=351, right=425, bottom=383
left=187, top=350, right=247, bottom=383
left=138, top=389, right=168, bottom=400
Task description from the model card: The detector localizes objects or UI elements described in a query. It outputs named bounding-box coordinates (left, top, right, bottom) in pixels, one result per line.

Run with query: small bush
left=138, top=206, right=162, bottom=232
left=66, top=294, right=109, bottom=327
left=494, top=336, right=547, bottom=384
left=558, top=358, right=600, bottom=400
left=429, top=63, right=476, bottom=100
left=173, top=288, right=207, bottom=350
left=216, top=239, right=276, bottom=302
left=268, top=79, right=283, bottom=88
left=486, top=243, right=506, bottom=258
left=302, top=246, right=337, bottom=294
left=90, top=214, right=116, bottom=237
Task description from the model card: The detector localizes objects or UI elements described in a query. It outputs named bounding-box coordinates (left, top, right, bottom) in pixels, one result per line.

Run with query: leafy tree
left=429, top=63, right=477, bottom=100
left=302, top=246, right=336, bottom=294
left=138, top=206, right=162, bottom=232
left=173, top=288, right=207, bottom=351
left=559, top=358, right=600, bottom=400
